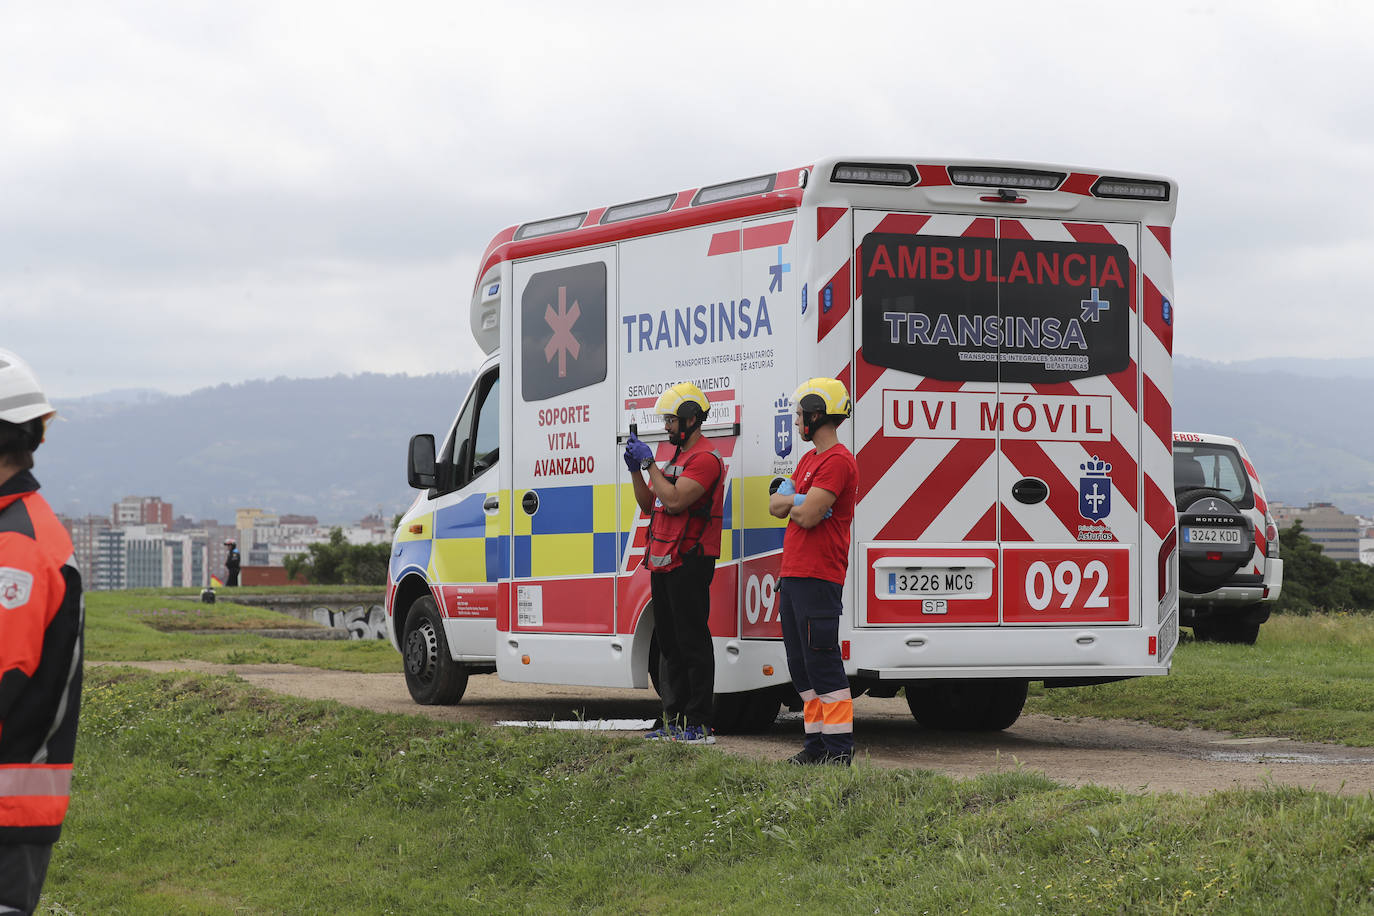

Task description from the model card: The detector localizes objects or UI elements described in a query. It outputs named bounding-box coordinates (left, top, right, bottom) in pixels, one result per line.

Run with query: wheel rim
left=405, top=620, right=439, bottom=684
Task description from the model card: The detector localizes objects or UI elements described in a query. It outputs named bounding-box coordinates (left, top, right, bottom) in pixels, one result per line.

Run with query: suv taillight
left=1266, top=515, right=1280, bottom=558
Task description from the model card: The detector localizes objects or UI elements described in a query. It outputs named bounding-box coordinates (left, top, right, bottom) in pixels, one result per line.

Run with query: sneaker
left=675, top=724, right=717, bottom=745
left=644, top=723, right=681, bottom=741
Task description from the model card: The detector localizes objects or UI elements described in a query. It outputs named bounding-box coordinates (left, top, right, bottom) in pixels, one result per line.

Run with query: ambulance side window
left=471, top=376, right=500, bottom=474
left=436, top=368, right=499, bottom=494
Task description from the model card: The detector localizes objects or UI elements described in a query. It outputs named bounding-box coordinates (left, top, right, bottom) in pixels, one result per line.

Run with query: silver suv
left=1172, top=432, right=1283, bottom=644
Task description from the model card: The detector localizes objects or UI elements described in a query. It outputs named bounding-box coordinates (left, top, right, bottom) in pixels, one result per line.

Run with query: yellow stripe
left=431, top=537, right=486, bottom=583
left=593, top=484, right=618, bottom=532
left=742, top=476, right=789, bottom=530
left=485, top=491, right=504, bottom=538
left=529, top=533, right=594, bottom=576
left=396, top=512, right=434, bottom=542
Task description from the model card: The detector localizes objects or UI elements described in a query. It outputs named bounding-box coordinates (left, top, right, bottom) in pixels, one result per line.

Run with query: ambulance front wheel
left=905, top=678, right=1027, bottom=731
left=402, top=596, right=468, bottom=705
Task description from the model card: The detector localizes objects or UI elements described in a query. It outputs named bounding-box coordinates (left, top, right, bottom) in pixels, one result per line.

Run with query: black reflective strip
left=0, top=498, right=35, bottom=538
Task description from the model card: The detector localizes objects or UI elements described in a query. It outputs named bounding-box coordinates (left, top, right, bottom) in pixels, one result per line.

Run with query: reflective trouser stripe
left=0, top=765, right=72, bottom=827
left=820, top=698, right=854, bottom=735
left=801, top=691, right=823, bottom=735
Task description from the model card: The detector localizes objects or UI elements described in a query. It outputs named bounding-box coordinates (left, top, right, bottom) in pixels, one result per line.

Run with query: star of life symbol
left=544, top=286, right=581, bottom=378
left=773, top=394, right=792, bottom=458
left=769, top=247, right=791, bottom=292
left=0, top=567, right=34, bottom=610
left=1078, top=455, right=1113, bottom=521
left=1080, top=288, right=1111, bottom=322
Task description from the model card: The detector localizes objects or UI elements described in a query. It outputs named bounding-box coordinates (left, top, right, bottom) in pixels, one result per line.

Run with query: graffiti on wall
left=312, top=604, right=388, bottom=640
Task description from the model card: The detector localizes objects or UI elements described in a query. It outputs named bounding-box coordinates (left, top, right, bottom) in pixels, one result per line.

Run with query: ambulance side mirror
left=407, top=434, right=437, bottom=490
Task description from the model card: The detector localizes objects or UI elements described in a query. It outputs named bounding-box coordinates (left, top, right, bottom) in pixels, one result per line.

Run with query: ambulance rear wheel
left=905, top=679, right=1027, bottom=731
left=402, top=597, right=468, bottom=705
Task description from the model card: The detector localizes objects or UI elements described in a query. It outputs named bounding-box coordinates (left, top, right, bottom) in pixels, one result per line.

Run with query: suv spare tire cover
left=1177, top=491, right=1254, bottom=593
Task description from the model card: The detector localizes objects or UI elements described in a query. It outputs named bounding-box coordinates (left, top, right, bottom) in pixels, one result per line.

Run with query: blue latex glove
left=624, top=434, right=653, bottom=472
left=776, top=478, right=795, bottom=497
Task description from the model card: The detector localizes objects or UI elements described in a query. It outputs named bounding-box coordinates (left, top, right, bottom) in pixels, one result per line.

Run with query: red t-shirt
left=780, top=443, right=858, bottom=584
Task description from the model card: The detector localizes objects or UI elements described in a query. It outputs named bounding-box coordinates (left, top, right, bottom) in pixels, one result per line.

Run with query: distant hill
left=43, top=372, right=475, bottom=524
left=35, top=358, right=1371, bottom=525
left=1175, top=357, right=1374, bottom=515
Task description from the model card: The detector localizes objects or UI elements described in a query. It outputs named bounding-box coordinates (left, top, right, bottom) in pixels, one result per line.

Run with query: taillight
left=1266, top=515, right=1280, bottom=557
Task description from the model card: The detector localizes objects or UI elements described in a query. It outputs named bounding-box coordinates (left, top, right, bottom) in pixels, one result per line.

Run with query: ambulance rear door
left=851, top=210, right=1142, bottom=627
left=501, top=246, right=626, bottom=685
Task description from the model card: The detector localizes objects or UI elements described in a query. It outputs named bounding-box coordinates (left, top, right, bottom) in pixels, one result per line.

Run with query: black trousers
left=0, top=843, right=52, bottom=915
left=650, top=553, right=716, bottom=728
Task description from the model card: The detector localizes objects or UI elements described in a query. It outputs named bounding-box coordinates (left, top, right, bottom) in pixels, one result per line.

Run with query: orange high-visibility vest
left=0, top=471, right=84, bottom=845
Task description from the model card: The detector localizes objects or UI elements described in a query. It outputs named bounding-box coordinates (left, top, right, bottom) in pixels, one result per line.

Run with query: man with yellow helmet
left=768, top=377, right=858, bottom=765
left=623, top=382, right=724, bottom=745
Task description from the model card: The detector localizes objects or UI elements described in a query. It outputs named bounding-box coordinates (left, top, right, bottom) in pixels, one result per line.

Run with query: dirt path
left=104, top=660, right=1374, bottom=797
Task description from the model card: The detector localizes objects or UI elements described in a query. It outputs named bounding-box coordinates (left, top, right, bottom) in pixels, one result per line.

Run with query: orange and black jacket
left=0, top=470, right=83, bottom=845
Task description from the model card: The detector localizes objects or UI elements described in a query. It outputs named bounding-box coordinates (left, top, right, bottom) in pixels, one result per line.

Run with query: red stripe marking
left=855, top=380, right=974, bottom=504
left=817, top=207, right=847, bottom=240
left=1000, top=441, right=1098, bottom=540
left=1149, top=225, right=1172, bottom=256
left=1142, top=373, right=1171, bottom=451
left=1061, top=172, right=1097, bottom=196
left=966, top=503, right=998, bottom=541
left=963, top=217, right=996, bottom=238
left=854, top=348, right=885, bottom=403
left=1028, top=380, right=1140, bottom=509
left=875, top=440, right=995, bottom=541
left=475, top=189, right=806, bottom=291
left=1144, top=275, right=1173, bottom=355
left=742, top=220, right=793, bottom=250
left=915, top=164, right=951, bottom=186
left=708, top=230, right=741, bottom=256
left=818, top=261, right=850, bottom=342
left=873, top=213, right=933, bottom=235
left=998, top=505, right=1032, bottom=542
left=999, top=218, right=1034, bottom=240
left=854, top=242, right=863, bottom=303
left=1144, top=477, right=1175, bottom=540
left=1105, top=358, right=1140, bottom=411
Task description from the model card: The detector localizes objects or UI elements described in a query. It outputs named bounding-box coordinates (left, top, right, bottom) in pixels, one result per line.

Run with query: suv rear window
left=1173, top=443, right=1253, bottom=508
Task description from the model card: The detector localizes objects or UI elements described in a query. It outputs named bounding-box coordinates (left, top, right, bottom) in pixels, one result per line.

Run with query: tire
left=712, top=688, right=782, bottom=735
left=401, top=596, right=468, bottom=705
left=905, top=679, right=1028, bottom=731
left=647, top=632, right=662, bottom=698
left=1213, top=620, right=1261, bottom=645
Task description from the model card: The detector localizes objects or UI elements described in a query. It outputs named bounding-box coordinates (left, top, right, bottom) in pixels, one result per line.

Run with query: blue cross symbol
left=1081, top=288, right=1110, bottom=322
left=769, top=247, right=791, bottom=292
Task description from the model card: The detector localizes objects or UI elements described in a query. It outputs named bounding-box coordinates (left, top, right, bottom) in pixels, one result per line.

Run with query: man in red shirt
left=624, top=383, right=724, bottom=745
left=0, top=349, right=84, bottom=913
left=769, top=377, right=858, bottom=765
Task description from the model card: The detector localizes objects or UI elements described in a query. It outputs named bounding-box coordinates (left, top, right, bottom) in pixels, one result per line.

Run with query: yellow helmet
left=792, top=377, right=852, bottom=419
left=654, top=382, right=710, bottom=421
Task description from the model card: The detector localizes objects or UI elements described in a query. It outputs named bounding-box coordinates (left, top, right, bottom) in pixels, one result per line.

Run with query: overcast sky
left=4, top=0, right=1370, bottom=399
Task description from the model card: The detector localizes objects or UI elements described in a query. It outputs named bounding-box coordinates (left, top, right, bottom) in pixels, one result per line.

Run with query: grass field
left=35, top=591, right=1374, bottom=914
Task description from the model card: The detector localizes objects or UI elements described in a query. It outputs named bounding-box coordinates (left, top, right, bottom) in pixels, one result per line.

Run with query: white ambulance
left=388, top=157, right=1180, bottom=732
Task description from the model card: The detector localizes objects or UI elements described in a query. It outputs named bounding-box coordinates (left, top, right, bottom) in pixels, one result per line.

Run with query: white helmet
left=0, top=349, right=56, bottom=425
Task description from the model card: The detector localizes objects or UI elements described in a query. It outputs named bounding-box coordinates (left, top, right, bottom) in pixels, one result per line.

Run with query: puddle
left=1203, top=750, right=1374, bottom=765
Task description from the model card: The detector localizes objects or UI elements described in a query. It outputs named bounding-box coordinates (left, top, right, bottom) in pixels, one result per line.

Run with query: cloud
left=2, top=1, right=1373, bottom=395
